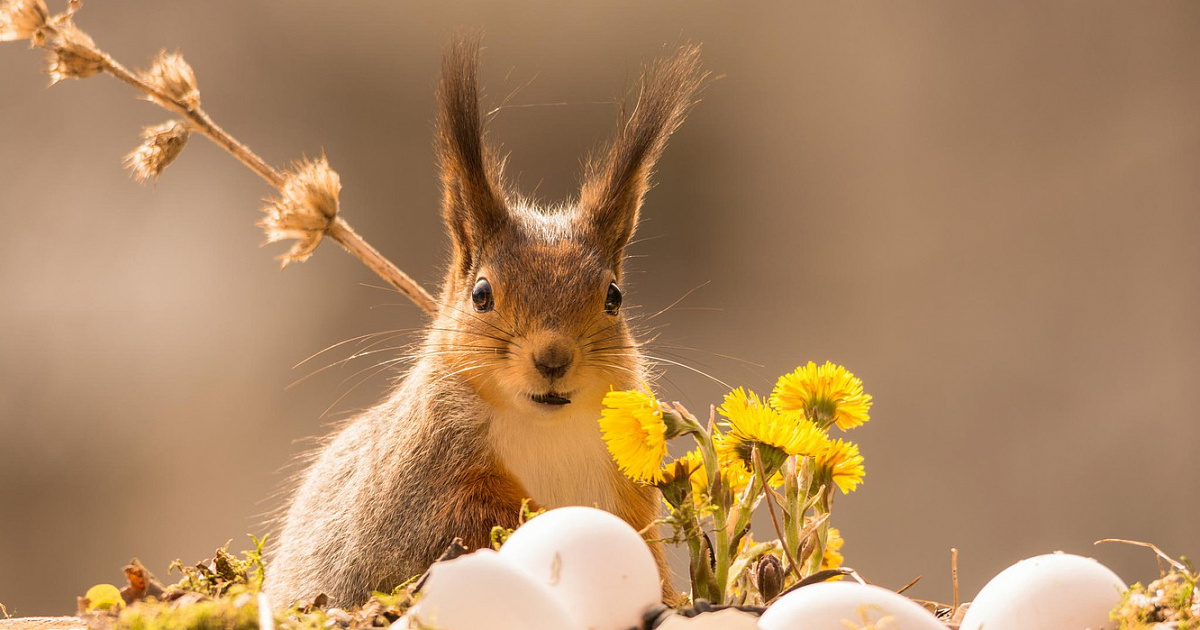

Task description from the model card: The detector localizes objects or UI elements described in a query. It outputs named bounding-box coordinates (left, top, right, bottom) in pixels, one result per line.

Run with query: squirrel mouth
left=530, top=392, right=572, bottom=406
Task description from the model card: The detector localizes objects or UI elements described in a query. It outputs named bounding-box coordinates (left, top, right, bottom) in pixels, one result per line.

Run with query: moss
left=78, top=536, right=412, bottom=630
left=117, top=595, right=258, bottom=630
left=1111, top=568, right=1199, bottom=629
left=168, top=536, right=267, bottom=598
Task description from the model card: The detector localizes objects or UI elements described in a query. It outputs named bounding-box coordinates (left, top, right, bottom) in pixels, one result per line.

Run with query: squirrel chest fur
left=489, top=398, right=631, bottom=513
left=265, top=38, right=704, bottom=607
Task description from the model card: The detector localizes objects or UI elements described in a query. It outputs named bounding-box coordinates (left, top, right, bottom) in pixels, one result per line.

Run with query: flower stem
left=753, top=449, right=802, bottom=582
left=806, top=482, right=834, bottom=575
left=693, top=413, right=730, bottom=603
left=670, top=402, right=729, bottom=603
left=783, top=457, right=801, bottom=572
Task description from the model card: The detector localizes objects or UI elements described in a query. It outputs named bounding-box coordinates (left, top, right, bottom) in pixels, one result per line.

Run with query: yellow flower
left=814, top=438, right=865, bottom=494
left=718, top=388, right=829, bottom=470
left=822, top=526, right=845, bottom=570
left=599, top=389, right=669, bottom=484
left=771, top=361, right=872, bottom=431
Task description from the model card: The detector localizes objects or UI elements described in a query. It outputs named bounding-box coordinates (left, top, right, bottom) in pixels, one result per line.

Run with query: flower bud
left=755, top=554, right=784, bottom=602
left=0, top=0, right=48, bottom=42
left=657, top=457, right=697, bottom=510
left=124, top=120, right=189, bottom=183
left=659, top=405, right=693, bottom=440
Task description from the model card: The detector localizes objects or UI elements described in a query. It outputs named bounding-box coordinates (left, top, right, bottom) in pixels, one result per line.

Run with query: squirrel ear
left=437, top=35, right=508, bottom=275
left=580, top=44, right=705, bottom=266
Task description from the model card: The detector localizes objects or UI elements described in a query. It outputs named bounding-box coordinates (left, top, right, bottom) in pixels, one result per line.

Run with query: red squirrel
left=266, top=36, right=703, bottom=606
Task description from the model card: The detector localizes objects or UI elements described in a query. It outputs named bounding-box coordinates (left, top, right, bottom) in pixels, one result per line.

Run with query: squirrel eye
left=472, top=278, right=494, bottom=313
left=604, top=282, right=622, bottom=315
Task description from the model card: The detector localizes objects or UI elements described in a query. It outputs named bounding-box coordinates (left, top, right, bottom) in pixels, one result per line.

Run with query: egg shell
left=758, top=581, right=946, bottom=630
left=499, top=506, right=661, bottom=630
left=655, top=609, right=760, bottom=629
left=959, top=552, right=1125, bottom=630
left=408, top=549, right=580, bottom=630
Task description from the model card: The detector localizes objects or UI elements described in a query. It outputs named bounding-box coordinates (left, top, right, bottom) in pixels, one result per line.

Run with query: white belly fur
left=489, top=403, right=624, bottom=513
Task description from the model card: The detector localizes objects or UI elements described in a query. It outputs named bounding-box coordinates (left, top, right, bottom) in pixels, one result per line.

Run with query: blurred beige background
left=1, top=0, right=1197, bottom=616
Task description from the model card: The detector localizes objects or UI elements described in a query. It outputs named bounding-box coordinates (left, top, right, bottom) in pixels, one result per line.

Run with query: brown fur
left=265, top=36, right=704, bottom=607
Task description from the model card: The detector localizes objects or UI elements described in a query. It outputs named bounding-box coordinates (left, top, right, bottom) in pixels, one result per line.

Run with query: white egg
left=408, top=549, right=580, bottom=630
left=499, top=506, right=662, bottom=630
left=959, top=552, right=1125, bottom=630
left=655, top=609, right=760, bottom=629
left=758, top=581, right=946, bottom=630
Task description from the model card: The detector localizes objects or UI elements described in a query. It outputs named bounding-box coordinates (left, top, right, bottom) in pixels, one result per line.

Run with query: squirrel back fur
left=266, top=37, right=704, bottom=606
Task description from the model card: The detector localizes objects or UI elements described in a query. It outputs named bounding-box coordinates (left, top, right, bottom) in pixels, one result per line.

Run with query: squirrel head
left=429, top=37, right=703, bottom=416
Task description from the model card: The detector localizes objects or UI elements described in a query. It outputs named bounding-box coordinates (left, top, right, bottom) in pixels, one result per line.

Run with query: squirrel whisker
left=645, top=281, right=713, bottom=321
left=442, top=303, right=521, bottom=338
left=288, top=345, right=415, bottom=390
left=591, top=350, right=732, bottom=390
left=292, top=328, right=425, bottom=369
left=644, top=343, right=764, bottom=370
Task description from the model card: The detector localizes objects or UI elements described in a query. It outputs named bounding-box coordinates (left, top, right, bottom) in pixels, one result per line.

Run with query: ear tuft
left=580, top=44, right=706, bottom=265
left=437, top=34, right=508, bottom=274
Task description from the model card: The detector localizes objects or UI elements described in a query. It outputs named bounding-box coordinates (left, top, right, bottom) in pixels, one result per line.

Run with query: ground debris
left=1099, top=539, right=1198, bottom=629
left=69, top=538, right=416, bottom=630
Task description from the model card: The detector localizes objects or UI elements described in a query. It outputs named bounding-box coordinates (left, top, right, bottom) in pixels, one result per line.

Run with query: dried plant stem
left=326, top=219, right=437, bottom=313
left=951, top=547, right=960, bottom=608
left=100, top=56, right=284, bottom=185
left=29, top=19, right=438, bottom=315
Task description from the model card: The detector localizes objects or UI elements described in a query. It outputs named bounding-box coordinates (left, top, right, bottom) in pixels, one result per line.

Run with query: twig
left=896, top=575, right=921, bottom=595
left=327, top=220, right=437, bottom=314
left=101, top=55, right=285, bottom=187
left=4, top=0, right=438, bottom=315
left=951, top=547, right=960, bottom=608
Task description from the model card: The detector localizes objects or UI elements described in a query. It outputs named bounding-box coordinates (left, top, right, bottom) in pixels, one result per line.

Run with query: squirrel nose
left=533, top=341, right=573, bottom=380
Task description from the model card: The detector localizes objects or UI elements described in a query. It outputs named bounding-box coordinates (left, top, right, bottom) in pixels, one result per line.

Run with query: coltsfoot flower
left=718, top=387, right=828, bottom=472
left=813, top=438, right=865, bottom=494
left=599, top=389, right=669, bottom=484
left=771, top=361, right=872, bottom=431
left=0, top=0, right=47, bottom=42
left=124, top=120, right=189, bottom=183
left=259, top=155, right=342, bottom=266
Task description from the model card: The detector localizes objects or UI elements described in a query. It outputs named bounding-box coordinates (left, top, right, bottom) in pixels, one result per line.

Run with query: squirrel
left=265, top=36, right=704, bottom=607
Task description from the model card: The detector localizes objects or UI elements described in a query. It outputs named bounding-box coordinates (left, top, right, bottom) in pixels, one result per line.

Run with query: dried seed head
left=141, top=50, right=199, bottom=109
left=0, top=0, right=48, bottom=42
left=44, top=19, right=105, bottom=84
left=259, top=156, right=342, bottom=267
left=124, top=120, right=189, bottom=184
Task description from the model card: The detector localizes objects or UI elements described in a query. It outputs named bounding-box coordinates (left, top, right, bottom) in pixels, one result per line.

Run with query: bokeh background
left=1, top=0, right=1197, bottom=616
